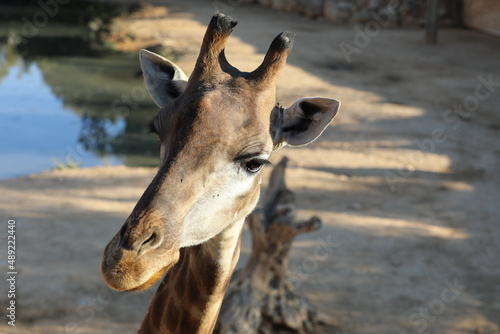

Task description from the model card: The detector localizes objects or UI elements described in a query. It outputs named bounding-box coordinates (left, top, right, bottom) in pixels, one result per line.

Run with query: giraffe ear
left=140, top=49, right=188, bottom=107
left=271, top=97, right=340, bottom=150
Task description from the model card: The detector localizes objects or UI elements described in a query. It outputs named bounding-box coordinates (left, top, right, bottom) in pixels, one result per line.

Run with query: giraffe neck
left=138, top=217, right=245, bottom=334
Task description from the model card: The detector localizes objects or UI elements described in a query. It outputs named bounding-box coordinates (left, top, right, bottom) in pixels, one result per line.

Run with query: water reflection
left=0, top=31, right=160, bottom=179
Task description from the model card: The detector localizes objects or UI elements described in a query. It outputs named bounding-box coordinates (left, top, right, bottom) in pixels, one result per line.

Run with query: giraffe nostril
left=144, top=233, right=156, bottom=245
left=138, top=228, right=161, bottom=254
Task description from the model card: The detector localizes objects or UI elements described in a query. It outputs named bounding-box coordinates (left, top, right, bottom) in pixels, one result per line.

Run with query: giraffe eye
left=242, top=158, right=271, bottom=174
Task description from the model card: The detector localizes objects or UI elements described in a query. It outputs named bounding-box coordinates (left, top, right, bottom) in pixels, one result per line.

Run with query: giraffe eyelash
left=146, top=119, right=158, bottom=135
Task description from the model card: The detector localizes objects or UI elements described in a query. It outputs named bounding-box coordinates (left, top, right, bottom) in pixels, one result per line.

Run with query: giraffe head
left=101, top=13, right=340, bottom=292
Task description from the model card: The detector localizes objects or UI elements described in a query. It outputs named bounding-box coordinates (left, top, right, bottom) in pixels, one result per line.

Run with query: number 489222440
left=7, top=220, right=16, bottom=270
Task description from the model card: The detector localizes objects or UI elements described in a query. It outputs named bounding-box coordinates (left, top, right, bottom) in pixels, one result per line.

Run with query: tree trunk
left=216, top=157, right=337, bottom=334
left=426, top=0, right=441, bottom=44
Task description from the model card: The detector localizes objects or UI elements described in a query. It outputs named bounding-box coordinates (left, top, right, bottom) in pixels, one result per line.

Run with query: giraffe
left=100, top=13, right=340, bottom=333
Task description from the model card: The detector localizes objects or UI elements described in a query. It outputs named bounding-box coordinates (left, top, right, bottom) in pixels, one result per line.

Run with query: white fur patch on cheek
left=179, top=165, right=258, bottom=247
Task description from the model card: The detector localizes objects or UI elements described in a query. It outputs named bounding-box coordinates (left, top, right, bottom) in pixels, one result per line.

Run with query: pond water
left=0, top=20, right=161, bottom=179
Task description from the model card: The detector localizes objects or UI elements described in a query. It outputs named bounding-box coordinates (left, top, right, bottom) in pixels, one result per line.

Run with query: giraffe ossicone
left=101, top=12, right=340, bottom=333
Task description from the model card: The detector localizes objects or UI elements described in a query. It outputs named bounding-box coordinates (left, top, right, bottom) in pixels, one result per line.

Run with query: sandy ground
left=1, top=0, right=500, bottom=333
